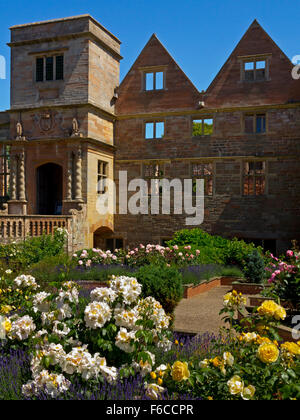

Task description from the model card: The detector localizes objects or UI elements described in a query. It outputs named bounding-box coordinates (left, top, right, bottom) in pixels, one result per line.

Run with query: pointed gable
left=116, top=34, right=201, bottom=115
left=204, top=20, right=299, bottom=108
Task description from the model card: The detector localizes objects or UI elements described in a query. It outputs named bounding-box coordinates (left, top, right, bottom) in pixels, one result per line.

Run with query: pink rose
left=286, top=250, right=294, bottom=258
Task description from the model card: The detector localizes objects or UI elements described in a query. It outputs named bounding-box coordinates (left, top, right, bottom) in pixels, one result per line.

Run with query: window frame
left=35, top=54, right=64, bottom=83
left=190, top=162, right=214, bottom=197
left=105, top=238, right=124, bottom=252
left=239, top=55, right=270, bottom=82
left=142, top=162, right=165, bottom=197
left=144, top=121, right=165, bottom=140
left=192, top=117, right=214, bottom=137
left=0, top=145, right=10, bottom=200
left=97, top=160, right=108, bottom=195
left=143, top=70, right=165, bottom=91
left=243, top=113, right=267, bottom=134
left=242, top=161, right=266, bottom=196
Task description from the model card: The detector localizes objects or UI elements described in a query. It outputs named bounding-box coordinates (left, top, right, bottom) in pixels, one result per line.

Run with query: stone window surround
left=242, top=112, right=268, bottom=134
left=238, top=53, right=272, bottom=82
left=141, top=161, right=165, bottom=197
left=0, top=145, right=10, bottom=199
left=139, top=65, right=168, bottom=92
left=241, top=159, right=267, bottom=197
left=189, top=161, right=215, bottom=197
left=144, top=120, right=165, bottom=140
left=29, top=47, right=68, bottom=84
left=191, top=115, right=214, bottom=137
left=97, top=160, right=108, bottom=195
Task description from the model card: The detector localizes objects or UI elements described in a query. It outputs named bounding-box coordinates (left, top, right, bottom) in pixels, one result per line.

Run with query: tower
left=6, top=15, right=121, bottom=248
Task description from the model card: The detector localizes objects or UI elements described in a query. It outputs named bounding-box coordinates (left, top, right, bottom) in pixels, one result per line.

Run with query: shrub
left=220, top=266, right=244, bottom=279
left=0, top=229, right=67, bottom=272
left=264, top=250, right=300, bottom=310
left=136, top=264, right=184, bottom=315
left=243, top=250, right=265, bottom=284
left=167, top=229, right=263, bottom=270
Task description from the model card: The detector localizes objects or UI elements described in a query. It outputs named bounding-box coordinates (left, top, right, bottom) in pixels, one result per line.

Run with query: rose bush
left=264, top=250, right=300, bottom=311
left=0, top=274, right=173, bottom=399
left=144, top=292, right=300, bottom=400
left=1, top=271, right=299, bottom=400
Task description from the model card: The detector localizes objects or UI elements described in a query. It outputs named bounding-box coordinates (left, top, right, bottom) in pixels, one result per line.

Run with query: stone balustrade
left=0, top=215, right=72, bottom=243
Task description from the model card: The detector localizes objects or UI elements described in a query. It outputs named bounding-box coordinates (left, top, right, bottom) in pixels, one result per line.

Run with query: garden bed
left=183, top=276, right=240, bottom=299
left=237, top=307, right=298, bottom=343
left=231, top=283, right=269, bottom=295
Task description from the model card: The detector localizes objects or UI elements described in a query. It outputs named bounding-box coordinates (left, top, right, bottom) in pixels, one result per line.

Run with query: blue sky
left=0, top=0, right=299, bottom=111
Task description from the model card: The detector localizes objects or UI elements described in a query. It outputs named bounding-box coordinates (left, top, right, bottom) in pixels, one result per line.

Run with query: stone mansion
left=0, top=15, right=299, bottom=253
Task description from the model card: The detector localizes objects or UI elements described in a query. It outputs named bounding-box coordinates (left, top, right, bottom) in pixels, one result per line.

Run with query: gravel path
left=174, top=285, right=232, bottom=336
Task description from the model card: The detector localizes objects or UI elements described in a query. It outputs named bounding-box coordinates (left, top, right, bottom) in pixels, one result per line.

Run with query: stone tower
left=6, top=15, right=121, bottom=248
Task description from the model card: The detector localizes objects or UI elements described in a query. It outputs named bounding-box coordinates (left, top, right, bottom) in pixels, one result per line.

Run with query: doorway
left=37, top=163, right=63, bottom=215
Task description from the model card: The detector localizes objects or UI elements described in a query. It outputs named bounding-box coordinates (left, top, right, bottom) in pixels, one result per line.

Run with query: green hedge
left=136, top=264, right=184, bottom=316
left=167, top=229, right=265, bottom=279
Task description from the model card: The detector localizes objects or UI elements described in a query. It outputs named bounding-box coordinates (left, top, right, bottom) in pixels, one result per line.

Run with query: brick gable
left=204, top=20, right=300, bottom=108
left=116, top=34, right=201, bottom=115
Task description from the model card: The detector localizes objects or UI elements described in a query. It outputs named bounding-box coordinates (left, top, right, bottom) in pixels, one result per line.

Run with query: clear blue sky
left=0, top=0, right=299, bottom=111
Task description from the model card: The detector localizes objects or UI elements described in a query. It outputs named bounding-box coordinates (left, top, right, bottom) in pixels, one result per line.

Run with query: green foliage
left=167, top=229, right=263, bottom=274
left=243, top=250, right=265, bottom=284
left=0, top=229, right=66, bottom=272
left=220, top=266, right=244, bottom=279
left=136, top=264, right=184, bottom=315
left=26, top=253, right=75, bottom=288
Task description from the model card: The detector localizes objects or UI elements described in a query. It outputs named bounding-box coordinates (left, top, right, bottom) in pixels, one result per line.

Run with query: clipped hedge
left=135, top=264, right=184, bottom=316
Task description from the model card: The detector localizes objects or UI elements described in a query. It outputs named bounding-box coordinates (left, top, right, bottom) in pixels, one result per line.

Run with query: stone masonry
left=0, top=16, right=299, bottom=254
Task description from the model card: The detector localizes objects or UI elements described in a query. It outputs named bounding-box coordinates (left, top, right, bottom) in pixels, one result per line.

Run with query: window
left=97, top=161, right=108, bottom=194
left=36, top=55, right=64, bottom=82
left=244, top=114, right=266, bottom=134
left=243, top=59, right=267, bottom=81
left=145, top=122, right=165, bottom=139
left=0, top=145, right=10, bottom=199
left=243, top=161, right=266, bottom=196
left=191, top=163, right=213, bottom=196
left=144, top=163, right=164, bottom=196
left=106, top=238, right=124, bottom=252
left=192, top=118, right=213, bottom=136
left=144, top=71, right=164, bottom=91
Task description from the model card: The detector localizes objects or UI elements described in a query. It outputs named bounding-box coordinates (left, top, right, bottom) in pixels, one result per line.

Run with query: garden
left=0, top=228, right=299, bottom=400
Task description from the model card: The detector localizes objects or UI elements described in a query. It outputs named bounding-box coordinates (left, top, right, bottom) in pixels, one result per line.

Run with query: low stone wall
left=183, top=276, right=238, bottom=299
left=231, top=283, right=265, bottom=295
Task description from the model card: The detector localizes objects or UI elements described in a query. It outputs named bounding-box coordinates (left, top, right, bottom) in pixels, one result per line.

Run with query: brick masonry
left=0, top=16, right=299, bottom=253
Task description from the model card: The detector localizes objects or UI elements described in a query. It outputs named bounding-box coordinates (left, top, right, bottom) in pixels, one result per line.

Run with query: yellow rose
left=256, top=335, right=272, bottom=345
left=257, top=300, right=278, bottom=317
left=257, top=343, right=279, bottom=364
left=281, top=342, right=300, bottom=356
left=1, top=318, right=12, bottom=333
left=241, top=385, right=256, bottom=400
left=227, top=375, right=244, bottom=395
left=157, top=377, right=163, bottom=386
left=223, top=352, right=234, bottom=367
left=0, top=305, right=13, bottom=315
left=171, top=361, right=190, bottom=382
left=257, top=300, right=286, bottom=321
left=212, top=356, right=222, bottom=368
left=274, top=306, right=286, bottom=321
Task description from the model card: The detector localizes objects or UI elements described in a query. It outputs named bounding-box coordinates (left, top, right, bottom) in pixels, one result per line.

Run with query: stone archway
left=93, top=227, right=124, bottom=251
left=37, top=163, right=63, bottom=215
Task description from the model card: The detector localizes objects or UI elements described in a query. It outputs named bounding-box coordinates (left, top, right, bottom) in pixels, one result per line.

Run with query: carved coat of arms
left=39, top=111, right=53, bottom=132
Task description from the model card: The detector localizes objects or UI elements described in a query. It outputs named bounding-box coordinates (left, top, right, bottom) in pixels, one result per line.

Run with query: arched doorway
left=93, top=227, right=124, bottom=251
left=37, top=163, right=63, bottom=215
